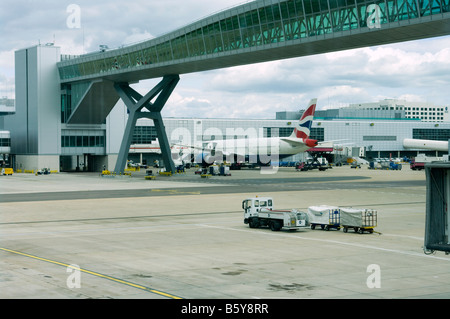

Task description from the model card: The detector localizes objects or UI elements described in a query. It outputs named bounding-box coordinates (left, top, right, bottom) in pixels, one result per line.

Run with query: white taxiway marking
left=198, top=224, right=450, bottom=262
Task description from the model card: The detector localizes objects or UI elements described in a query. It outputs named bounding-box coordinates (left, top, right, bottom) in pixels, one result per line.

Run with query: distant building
left=347, top=99, right=449, bottom=122
left=5, top=45, right=125, bottom=172
left=0, top=98, right=14, bottom=167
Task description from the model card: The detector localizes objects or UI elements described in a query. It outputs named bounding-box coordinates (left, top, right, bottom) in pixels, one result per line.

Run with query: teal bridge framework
left=57, top=0, right=450, bottom=173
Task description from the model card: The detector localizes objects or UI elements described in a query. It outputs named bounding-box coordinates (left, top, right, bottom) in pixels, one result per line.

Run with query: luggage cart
left=340, top=208, right=377, bottom=234
left=308, top=206, right=341, bottom=231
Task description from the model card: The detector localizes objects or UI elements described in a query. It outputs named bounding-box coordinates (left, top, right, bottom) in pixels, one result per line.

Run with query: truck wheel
left=270, top=220, right=282, bottom=231
left=249, top=218, right=259, bottom=228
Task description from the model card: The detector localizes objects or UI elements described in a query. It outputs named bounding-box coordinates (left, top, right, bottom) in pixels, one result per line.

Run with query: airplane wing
left=319, top=139, right=349, bottom=144
left=171, top=143, right=234, bottom=156
left=171, top=143, right=204, bottom=151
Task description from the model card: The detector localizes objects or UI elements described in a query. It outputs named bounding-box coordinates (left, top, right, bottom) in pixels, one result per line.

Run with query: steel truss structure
left=114, top=75, right=179, bottom=174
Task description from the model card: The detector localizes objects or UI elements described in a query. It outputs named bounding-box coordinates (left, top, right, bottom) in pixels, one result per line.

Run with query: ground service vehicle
left=243, top=197, right=308, bottom=231
left=410, top=154, right=442, bottom=170
left=1, top=168, right=13, bottom=175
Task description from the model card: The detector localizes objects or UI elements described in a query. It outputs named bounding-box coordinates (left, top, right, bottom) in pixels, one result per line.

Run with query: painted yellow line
left=0, top=247, right=182, bottom=299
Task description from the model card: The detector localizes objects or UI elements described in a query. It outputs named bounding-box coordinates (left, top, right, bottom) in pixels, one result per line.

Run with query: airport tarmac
left=0, top=165, right=449, bottom=301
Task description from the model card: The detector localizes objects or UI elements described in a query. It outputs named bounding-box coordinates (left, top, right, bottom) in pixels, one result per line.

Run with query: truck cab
left=243, top=197, right=273, bottom=222
left=243, top=197, right=308, bottom=231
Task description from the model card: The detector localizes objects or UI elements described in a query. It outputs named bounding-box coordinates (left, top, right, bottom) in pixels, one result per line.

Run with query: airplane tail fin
left=290, top=98, right=317, bottom=140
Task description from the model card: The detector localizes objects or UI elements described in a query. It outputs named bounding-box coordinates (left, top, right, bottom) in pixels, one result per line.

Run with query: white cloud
left=123, top=29, right=155, bottom=46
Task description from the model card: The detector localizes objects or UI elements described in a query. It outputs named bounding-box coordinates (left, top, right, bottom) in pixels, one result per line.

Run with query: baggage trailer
left=243, top=197, right=308, bottom=231
left=307, top=205, right=341, bottom=231
left=340, top=207, right=377, bottom=234
left=1, top=168, right=13, bottom=176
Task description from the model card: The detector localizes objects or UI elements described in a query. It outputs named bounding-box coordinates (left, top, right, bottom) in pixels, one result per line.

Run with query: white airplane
left=129, top=141, right=190, bottom=167
left=403, top=138, right=448, bottom=152
left=188, top=98, right=320, bottom=167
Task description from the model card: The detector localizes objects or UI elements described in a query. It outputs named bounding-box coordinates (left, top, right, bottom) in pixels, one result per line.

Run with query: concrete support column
left=113, top=75, right=180, bottom=174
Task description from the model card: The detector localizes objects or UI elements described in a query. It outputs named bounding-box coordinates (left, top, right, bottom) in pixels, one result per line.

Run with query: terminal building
left=2, top=44, right=450, bottom=172
left=129, top=110, right=450, bottom=167
left=5, top=45, right=126, bottom=172
left=0, top=98, right=14, bottom=168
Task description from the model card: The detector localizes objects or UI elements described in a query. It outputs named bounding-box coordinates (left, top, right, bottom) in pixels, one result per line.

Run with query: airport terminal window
left=240, top=9, right=260, bottom=27
left=156, top=41, right=174, bottom=62
left=171, top=36, right=189, bottom=60
left=117, top=54, right=131, bottom=69
left=129, top=50, right=143, bottom=67
left=203, top=22, right=223, bottom=54
left=413, top=129, right=450, bottom=141
left=0, top=138, right=11, bottom=147
left=61, top=135, right=105, bottom=148
left=132, top=126, right=158, bottom=144
left=264, top=127, right=324, bottom=141
left=61, top=94, right=71, bottom=123
left=104, top=57, right=117, bottom=71
left=142, top=46, right=158, bottom=65
left=363, top=136, right=397, bottom=141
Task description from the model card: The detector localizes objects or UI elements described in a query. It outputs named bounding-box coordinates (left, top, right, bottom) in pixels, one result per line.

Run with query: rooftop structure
left=348, top=99, right=450, bottom=122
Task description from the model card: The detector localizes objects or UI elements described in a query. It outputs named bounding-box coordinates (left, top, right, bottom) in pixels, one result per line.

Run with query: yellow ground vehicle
left=1, top=168, right=13, bottom=175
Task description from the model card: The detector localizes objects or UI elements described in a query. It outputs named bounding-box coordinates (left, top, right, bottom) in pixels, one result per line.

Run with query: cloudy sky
left=1, top=0, right=450, bottom=119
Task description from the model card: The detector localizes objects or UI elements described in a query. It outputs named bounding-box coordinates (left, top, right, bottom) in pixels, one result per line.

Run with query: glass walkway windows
left=57, top=0, right=450, bottom=83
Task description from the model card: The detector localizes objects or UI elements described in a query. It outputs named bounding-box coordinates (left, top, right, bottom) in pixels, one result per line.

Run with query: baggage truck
left=1, top=168, right=13, bottom=175
left=340, top=207, right=377, bottom=234
left=410, top=154, right=442, bottom=171
left=243, top=197, right=308, bottom=231
left=307, top=205, right=341, bottom=230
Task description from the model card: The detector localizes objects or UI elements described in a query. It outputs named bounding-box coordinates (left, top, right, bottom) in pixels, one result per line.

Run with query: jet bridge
left=424, top=162, right=450, bottom=254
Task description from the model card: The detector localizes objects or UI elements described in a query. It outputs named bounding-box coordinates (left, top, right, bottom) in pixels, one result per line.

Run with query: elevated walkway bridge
left=56, top=0, right=450, bottom=173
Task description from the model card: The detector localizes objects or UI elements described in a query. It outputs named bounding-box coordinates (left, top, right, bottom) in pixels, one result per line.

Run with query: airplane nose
left=305, top=139, right=318, bottom=148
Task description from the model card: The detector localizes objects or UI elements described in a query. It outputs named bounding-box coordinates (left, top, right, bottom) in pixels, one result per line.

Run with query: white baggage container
left=307, top=205, right=341, bottom=230
left=340, top=207, right=377, bottom=233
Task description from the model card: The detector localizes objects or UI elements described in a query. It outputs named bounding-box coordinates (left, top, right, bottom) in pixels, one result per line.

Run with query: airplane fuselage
left=200, top=137, right=312, bottom=164
left=189, top=98, right=318, bottom=167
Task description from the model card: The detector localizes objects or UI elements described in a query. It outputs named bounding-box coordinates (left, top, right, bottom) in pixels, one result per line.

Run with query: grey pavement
left=0, top=166, right=448, bottom=301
